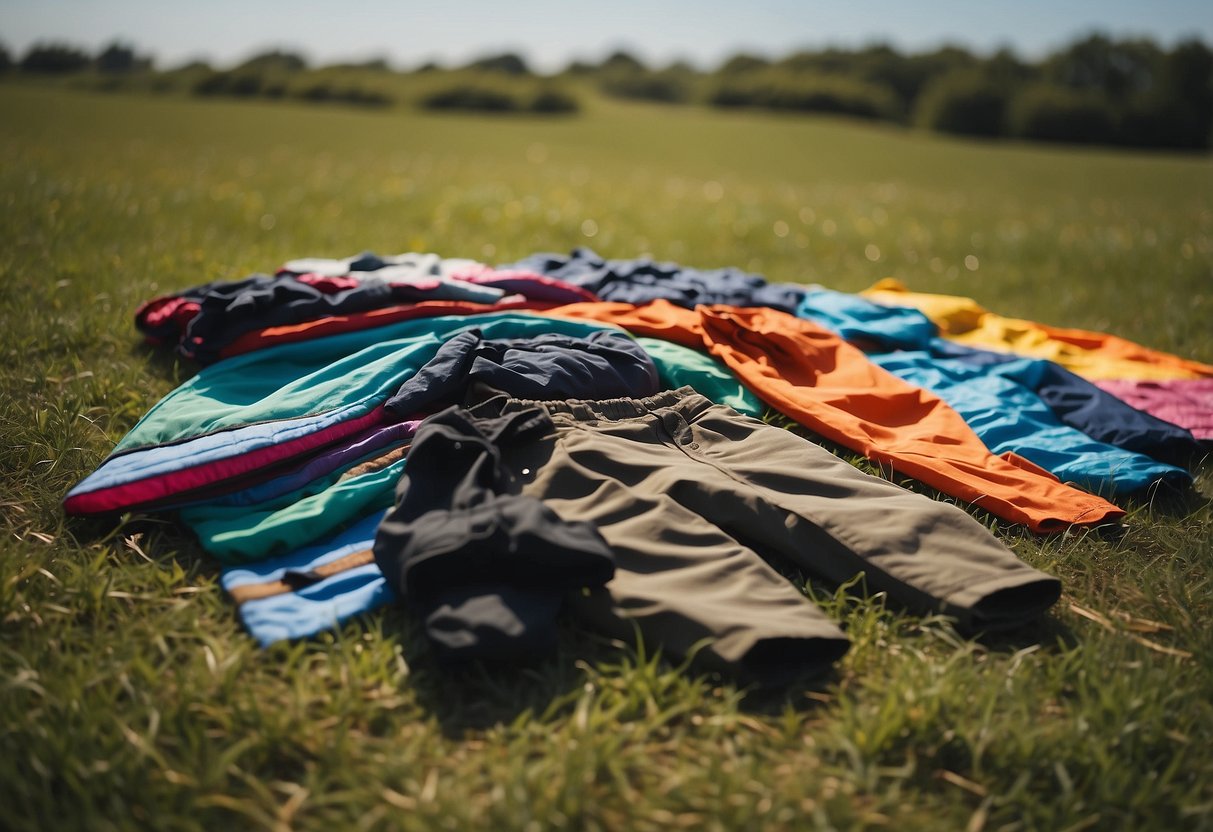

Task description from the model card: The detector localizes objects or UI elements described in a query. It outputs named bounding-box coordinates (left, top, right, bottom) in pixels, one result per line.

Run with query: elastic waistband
left=496, top=385, right=714, bottom=422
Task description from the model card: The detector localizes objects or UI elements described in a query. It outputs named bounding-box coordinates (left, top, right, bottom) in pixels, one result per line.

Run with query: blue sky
left=4, top=0, right=1211, bottom=71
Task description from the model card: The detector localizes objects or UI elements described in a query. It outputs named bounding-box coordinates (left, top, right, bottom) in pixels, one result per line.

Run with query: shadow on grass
left=393, top=605, right=1099, bottom=735
left=391, top=560, right=1079, bottom=735
left=66, top=511, right=222, bottom=581
left=130, top=339, right=198, bottom=385
left=395, top=619, right=625, bottom=735
left=392, top=608, right=840, bottom=736
left=1126, top=477, right=1213, bottom=520
left=970, top=609, right=1079, bottom=653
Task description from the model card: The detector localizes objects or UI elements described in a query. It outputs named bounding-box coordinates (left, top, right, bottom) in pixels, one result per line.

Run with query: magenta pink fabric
left=63, top=407, right=391, bottom=515
left=1095, top=379, right=1213, bottom=440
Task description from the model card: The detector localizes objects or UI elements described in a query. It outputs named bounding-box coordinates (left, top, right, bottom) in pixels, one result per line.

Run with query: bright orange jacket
left=549, top=300, right=1124, bottom=533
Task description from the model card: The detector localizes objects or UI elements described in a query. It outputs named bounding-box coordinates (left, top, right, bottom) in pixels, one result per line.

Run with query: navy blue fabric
left=138, top=266, right=506, bottom=365
left=138, top=273, right=449, bottom=365
left=930, top=340, right=1203, bottom=468
left=182, top=274, right=401, bottom=363
left=868, top=349, right=1190, bottom=496
left=502, top=247, right=809, bottom=313
left=384, top=328, right=661, bottom=417
left=373, top=405, right=616, bottom=662
left=346, top=252, right=405, bottom=272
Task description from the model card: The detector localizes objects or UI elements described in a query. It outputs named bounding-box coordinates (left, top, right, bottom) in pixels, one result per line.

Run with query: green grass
left=1, top=84, right=1211, bottom=831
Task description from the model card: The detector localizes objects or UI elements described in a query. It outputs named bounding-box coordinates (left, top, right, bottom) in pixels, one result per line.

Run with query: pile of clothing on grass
left=65, top=249, right=1212, bottom=683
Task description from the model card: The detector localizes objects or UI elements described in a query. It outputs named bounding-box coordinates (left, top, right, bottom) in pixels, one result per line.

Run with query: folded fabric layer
left=213, top=263, right=604, bottom=362
left=375, top=388, right=1060, bottom=680
left=215, top=297, right=549, bottom=360
left=65, top=403, right=394, bottom=516
left=221, top=511, right=394, bottom=646
left=66, top=313, right=627, bottom=515
left=138, top=251, right=599, bottom=365
left=139, top=255, right=501, bottom=363
left=177, top=274, right=504, bottom=365
left=183, top=419, right=419, bottom=510
left=930, top=340, right=1203, bottom=467
left=503, top=247, right=809, bottom=314
left=551, top=301, right=1125, bottom=532
left=862, top=278, right=1213, bottom=381
left=182, top=449, right=409, bottom=562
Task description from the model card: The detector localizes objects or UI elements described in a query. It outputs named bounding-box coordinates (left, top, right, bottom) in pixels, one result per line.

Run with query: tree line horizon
left=5, top=33, right=1211, bottom=150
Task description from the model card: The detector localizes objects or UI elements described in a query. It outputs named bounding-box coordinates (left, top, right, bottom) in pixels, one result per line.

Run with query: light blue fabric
left=869, top=350, right=1188, bottom=496
left=797, top=287, right=936, bottom=350
left=222, top=512, right=395, bottom=646
left=67, top=405, right=363, bottom=499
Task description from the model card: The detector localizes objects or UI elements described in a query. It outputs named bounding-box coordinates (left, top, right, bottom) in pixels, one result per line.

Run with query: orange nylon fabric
left=862, top=279, right=1213, bottom=381
left=548, top=300, right=1124, bottom=533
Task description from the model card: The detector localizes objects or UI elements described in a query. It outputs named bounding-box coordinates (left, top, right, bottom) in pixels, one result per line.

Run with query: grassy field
left=2, top=84, right=1212, bottom=831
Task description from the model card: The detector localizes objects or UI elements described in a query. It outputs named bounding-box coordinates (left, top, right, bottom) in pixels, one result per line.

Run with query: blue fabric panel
left=868, top=349, right=1190, bottom=496
left=502, top=247, right=808, bottom=313
left=930, top=340, right=1203, bottom=467
left=222, top=512, right=394, bottom=646
left=796, top=287, right=937, bottom=350
left=65, top=405, right=362, bottom=500
left=237, top=567, right=394, bottom=647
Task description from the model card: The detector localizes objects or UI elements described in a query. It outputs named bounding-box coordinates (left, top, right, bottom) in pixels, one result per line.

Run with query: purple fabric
left=195, top=419, right=421, bottom=508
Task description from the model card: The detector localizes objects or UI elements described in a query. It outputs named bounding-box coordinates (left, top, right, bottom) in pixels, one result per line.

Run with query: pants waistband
left=493, top=385, right=715, bottom=423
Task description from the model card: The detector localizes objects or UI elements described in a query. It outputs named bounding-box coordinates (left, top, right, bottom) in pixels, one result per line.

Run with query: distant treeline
left=3, top=36, right=1211, bottom=148
left=705, top=39, right=1213, bottom=150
